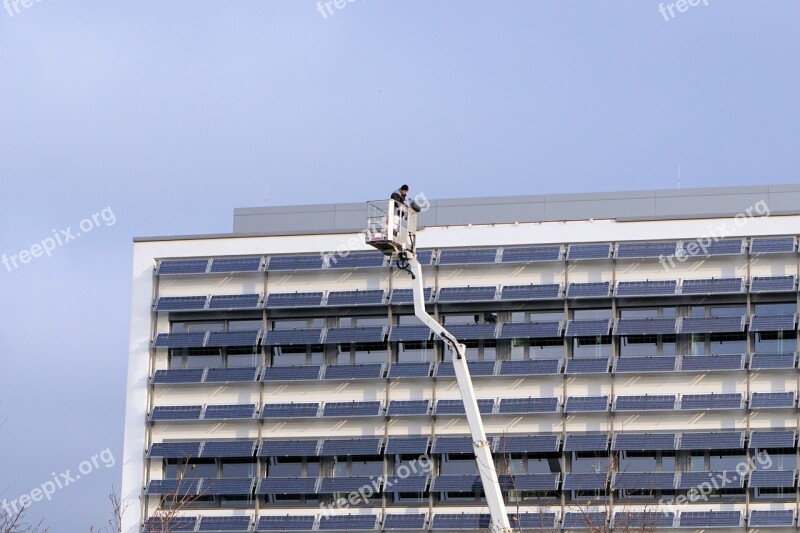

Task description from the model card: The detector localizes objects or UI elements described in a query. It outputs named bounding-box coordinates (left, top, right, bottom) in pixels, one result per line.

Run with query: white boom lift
left=366, top=200, right=513, bottom=533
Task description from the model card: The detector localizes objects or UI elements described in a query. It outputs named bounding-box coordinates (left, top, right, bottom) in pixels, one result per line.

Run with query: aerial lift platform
left=365, top=200, right=513, bottom=533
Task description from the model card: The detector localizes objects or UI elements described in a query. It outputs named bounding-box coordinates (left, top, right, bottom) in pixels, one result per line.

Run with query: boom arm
left=407, top=255, right=512, bottom=533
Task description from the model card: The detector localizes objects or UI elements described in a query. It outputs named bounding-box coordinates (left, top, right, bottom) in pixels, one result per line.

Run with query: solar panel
left=564, top=396, right=609, bottom=413
left=149, top=405, right=203, bottom=421
left=497, top=397, right=559, bottom=414
left=208, top=294, right=261, bottom=310
left=749, top=470, right=796, bottom=488
left=615, top=356, right=676, bottom=373
left=434, top=399, right=494, bottom=415
left=437, top=286, right=497, bottom=303
left=749, top=510, right=795, bottom=527
left=751, top=391, right=795, bottom=409
left=414, top=250, right=434, bottom=265
left=209, top=256, right=263, bottom=273
left=563, top=473, right=608, bottom=490
left=567, top=282, right=611, bottom=298
left=437, top=248, right=497, bottom=265
left=497, top=359, right=561, bottom=376
left=200, top=440, right=256, bottom=458
left=431, top=475, right=482, bottom=492
left=616, top=280, right=677, bottom=297
left=203, top=404, right=256, bottom=420
left=505, top=473, right=560, bottom=491
left=319, top=438, right=382, bottom=456
left=154, top=296, right=208, bottom=311
left=387, top=399, right=430, bottom=416
left=148, top=441, right=202, bottom=458
left=145, top=516, right=198, bottom=532
left=567, top=243, right=611, bottom=261
left=152, top=369, right=205, bottom=385
left=565, top=358, right=610, bottom=374
left=261, top=403, right=319, bottom=419
left=679, top=471, right=743, bottom=489
left=750, top=353, right=796, bottom=369
left=145, top=479, right=201, bottom=496
left=440, top=323, right=497, bottom=340
left=382, top=475, right=428, bottom=493
left=613, top=433, right=676, bottom=451
left=389, top=287, right=433, bottom=305
left=388, top=325, right=431, bottom=342
left=615, top=318, right=676, bottom=335
left=514, top=514, right=558, bottom=530
left=387, top=362, right=432, bottom=379
left=563, top=433, right=609, bottom=452
left=614, top=512, right=675, bottom=529
left=678, top=431, right=744, bottom=450
left=563, top=512, right=606, bottom=529
left=436, top=360, right=496, bottom=377
left=266, top=255, right=324, bottom=271
left=205, top=367, right=259, bottom=383
left=679, top=511, right=741, bottom=528
left=318, top=476, right=375, bottom=493
left=321, top=401, right=382, bottom=417
left=385, top=436, right=429, bottom=455
left=324, top=327, right=385, bottom=344
left=616, top=241, right=678, bottom=259
left=680, top=354, right=744, bottom=371
left=257, top=477, right=318, bottom=495
left=201, top=478, right=254, bottom=496
left=326, top=289, right=385, bottom=306
left=493, top=434, right=560, bottom=453
left=206, top=330, right=260, bottom=347
left=615, top=395, right=676, bottom=411
left=430, top=514, right=490, bottom=530
left=318, top=515, right=378, bottom=530
left=680, top=316, right=745, bottom=333
left=157, top=259, right=208, bottom=275
left=750, top=314, right=795, bottom=331
left=326, top=252, right=385, bottom=269
left=750, top=275, right=796, bottom=293
left=707, top=238, right=745, bottom=255
left=323, top=364, right=384, bottom=380
left=432, top=436, right=474, bottom=454
left=383, top=514, right=427, bottom=530
left=497, top=321, right=562, bottom=339
left=751, top=236, right=795, bottom=254
left=749, top=430, right=796, bottom=449
left=612, top=472, right=675, bottom=490
left=499, top=284, right=561, bottom=301
left=153, top=332, right=206, bottom=348
left=261, top=366, right=321, bottom=381
left=264, top=292, right=324, bottom=308
left=501, top=245, right=562, bottom=263
left=262, top=329, right=322, bottom=346
left=565, top=319, right=611, bottom=337
left=256, top=515, right=315, bottom=531
left=198, top=515, right=252, bottom=532
left=680, top=393, right=743, bottom=410
left=259, top=440, right=319, bottom=458
left=681, top=277, right=743, bottom=295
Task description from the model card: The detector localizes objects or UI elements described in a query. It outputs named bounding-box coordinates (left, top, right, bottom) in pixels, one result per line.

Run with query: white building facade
left=123, top=185, right=800, bottom=532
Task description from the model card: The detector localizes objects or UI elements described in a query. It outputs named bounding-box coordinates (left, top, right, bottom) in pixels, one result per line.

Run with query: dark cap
left=400, top=184, right=409, bottom=191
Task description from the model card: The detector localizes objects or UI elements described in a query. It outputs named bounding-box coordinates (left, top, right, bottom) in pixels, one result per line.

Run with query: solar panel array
left=321, top=401, right=382, bottom=418
left=680, top=354, right=745, bottom=371
left=751, top=236, right=795, bottom=254
left=749, top=430, right=796, bottom=449
left=157, top=259, right=209, bottom=275
left=616, top=279, right=677, bottom=297
left=678, top=431, right=744, bottom=450
left=318, top=438, right=382, bottom=456
left=326, top=252, right=385, bottom=269
left=616, top=241, right=677, bottom=259
left=388, top=325, right=431, bottom=342
left=496, top=397, right=560, bottom=414
left=497, top=359, right=561, bottom=376
left=567, top=243, right=612, bottom=260
left=387, top=362, right=432, bottom=379
left=565, top=396, right=609, bottom=413
left=500, top=245, right=561, bottom=263
left=680, top=393, right=743, bottom=410
left=386, top=399, right=430, bottom=416
left=751, top=275, right=796, bottom=292
left=565, top=319, right=611, bottom=337
left=264, top=292, right=324, bottom=308
left=383, top=514, right=427, bottom=530
left=498, top=321, right=562, bottom=339
left=155, top=295, right=208, bottom=311
left=751, top=391, right=795, bottom=408
left=437, top=286, right=497, bottom=302
left=205, top=330, right=260, bottom=347
left=208, top=256, right=262, bottom=273
left=442, top=323, right=497, bottom=340
left=197, top=515, right=251, bottom=531
left=565, top=357, right=610, bottom=374
left=563, top=434, right=609, bottom=451
left=434, top=399, right=494, bottom=415
left=261, top=403, right=319, bottom=419
left=750, top=352, right=796, bottom=369
left=567, top=281, right=611, bottom=298
left=499, top=283, right=561, bottom=300
left=750, top=313, right=796, bottom=331
left=749, top=510, right=795, bottom=527
left=681, top=277, right=744, bottom=294
left=679, top=510, right=741, bottom=528
left=207, top=293, right=261, bottom=310
left=389, top=287, right=433, bottom=304
left=437, top=248, right=497, bottom=265
left=267, top=254, right=324, bottom=271
left=749, top=470, right=796, bottom=488
left=256, top=515, right=315, bottom=531
left=326, top=289, right=385, bottom=306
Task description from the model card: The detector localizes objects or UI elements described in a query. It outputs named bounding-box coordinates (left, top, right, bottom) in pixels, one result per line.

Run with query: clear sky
left=0, top=0, right=798, bottom=528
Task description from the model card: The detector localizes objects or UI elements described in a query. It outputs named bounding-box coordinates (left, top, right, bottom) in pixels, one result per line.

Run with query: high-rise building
left=122, top=185, right=800, bottom=532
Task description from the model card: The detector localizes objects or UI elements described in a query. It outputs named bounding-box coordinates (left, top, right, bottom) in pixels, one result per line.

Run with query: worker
left=391, top=184, right=409, bottom=206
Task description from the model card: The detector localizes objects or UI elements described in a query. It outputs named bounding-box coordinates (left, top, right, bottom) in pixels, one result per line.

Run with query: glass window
left=272, top=319, right=312, bottom=330
left=351, top=459, right=383, bottom=476
left=574, top=309, right=612, bottom=319
left=620, top=308, right=660, bottom=318
left=620, top=335, right=658, bottom=357
left=228, top=352, right=259, bottom=368
left=222, top=461, right=257, bottom=478
left=711, top=306, right=747, bottom=317
left=573, top=337, right=612, bottom=358
left=228, top=319, right=262, bottom=331
left=572, top=453, right=610, bottom=474
left=186, top=353, right=222, bottom=369
left=755, top=331, right=797, bottom=353
left=710, top=453, right=747, bottom=471
left=268, top=458, right=304, bottom=477
left=620, top=452, right=656, bottom=472
left=440, top=456, right=478, bottom=475
left=398, top=342, right=434, bottom=363
left=754, top=303, right=797, bottom=315
left=397, top=315, right=424, bottom=325
left=166, top=460, right=216, bottom=479
left=710, top=333, right=746, bottom=354
left=443, top=314, right=480, bottom=325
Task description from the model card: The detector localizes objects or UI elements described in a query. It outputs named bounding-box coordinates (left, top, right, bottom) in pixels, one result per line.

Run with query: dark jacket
left=391, top=190, right=407, bottom=205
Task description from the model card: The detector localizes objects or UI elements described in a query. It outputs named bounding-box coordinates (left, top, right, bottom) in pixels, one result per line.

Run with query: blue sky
left=0, top=0, right=798, bottom=528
